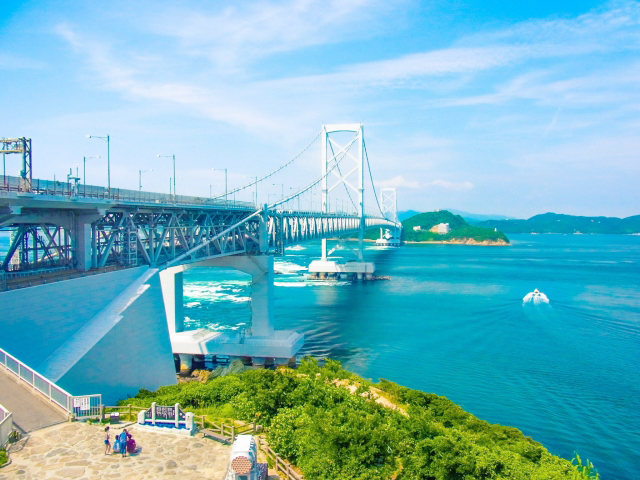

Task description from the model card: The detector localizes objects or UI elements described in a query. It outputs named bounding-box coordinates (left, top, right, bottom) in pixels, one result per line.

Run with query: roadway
left=0, top=368, right=67, bottom=434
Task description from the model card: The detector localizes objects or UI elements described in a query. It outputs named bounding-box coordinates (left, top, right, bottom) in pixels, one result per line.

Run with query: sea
left=2, top=233, right=638, bottom=478
left=181, top=234, right=640, bottom=479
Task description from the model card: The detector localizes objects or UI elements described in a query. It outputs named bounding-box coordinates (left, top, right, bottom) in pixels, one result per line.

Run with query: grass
left=0, top=448, right=8, bottom=467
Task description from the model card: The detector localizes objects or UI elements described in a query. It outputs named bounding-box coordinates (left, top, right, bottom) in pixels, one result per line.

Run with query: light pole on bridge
left=272, top=183, right=284, bottom=202
left=157, top=154, right=176, bottom=200
left=139, top=169, right=152, bottom=191
left=212, top=168, right=227, bottom=206
left=245, top=176, right=258, bottom=206
left=86, top=135, right=110, bottom=193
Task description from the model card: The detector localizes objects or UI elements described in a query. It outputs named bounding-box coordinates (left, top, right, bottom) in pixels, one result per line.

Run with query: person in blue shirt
left=119, top=429, right=128, bottom=457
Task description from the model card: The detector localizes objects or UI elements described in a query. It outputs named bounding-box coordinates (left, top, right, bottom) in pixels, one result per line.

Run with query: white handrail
left=0, top=347, right=74, bottom=412
left=0, top=402, right=12, bottom=448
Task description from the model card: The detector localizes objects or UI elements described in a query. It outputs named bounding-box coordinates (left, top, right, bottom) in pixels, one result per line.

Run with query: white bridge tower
left=376, top=187, right=402, bottom=246
left=309, top=123, right=375, bottom=280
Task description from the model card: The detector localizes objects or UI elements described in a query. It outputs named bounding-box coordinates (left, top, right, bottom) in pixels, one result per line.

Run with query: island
left=365, top=210, right=510, bottom=245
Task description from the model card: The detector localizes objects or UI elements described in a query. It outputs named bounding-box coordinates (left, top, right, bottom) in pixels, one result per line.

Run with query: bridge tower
left=376, top=188, right=402, bottom=246
left=309, top=124, right=375, bottom=280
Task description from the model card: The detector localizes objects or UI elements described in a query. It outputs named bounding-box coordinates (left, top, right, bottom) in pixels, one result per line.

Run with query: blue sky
left=1, top=0, right=639, bottom=217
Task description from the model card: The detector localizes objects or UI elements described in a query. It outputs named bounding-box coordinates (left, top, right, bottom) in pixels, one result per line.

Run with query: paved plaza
left=0, top=421, right=232, bottom=479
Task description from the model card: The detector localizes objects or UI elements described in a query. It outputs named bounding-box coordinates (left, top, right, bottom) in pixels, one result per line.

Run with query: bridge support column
left=249, top=255, right=275, bottom=338
left=74, top=222, right=92, bottom=271
left=159, top=268, right=184, bottom=334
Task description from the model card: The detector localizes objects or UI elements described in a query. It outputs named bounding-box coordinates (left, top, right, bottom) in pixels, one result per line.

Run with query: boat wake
left=523, top=288, right=549, bottom=304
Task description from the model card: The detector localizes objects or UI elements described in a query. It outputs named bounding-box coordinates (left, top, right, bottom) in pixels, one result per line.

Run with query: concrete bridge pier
left=162, top=254, right=303, bottom=367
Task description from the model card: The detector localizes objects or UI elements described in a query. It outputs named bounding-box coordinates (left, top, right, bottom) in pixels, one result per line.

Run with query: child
left=104, top=426, right=111, bottom=455
left=112, top=432, right=120, bottom=455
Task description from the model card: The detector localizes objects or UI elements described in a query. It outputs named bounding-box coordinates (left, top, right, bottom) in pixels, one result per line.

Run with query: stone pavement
left=0, top=421, right=232, bottom=479
left=0, top=367, right=67, bottom=434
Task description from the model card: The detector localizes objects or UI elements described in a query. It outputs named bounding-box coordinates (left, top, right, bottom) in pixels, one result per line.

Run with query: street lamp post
left=245, top=176, right=258, bottom=205
left=87, top=135, right=110, bottom=193
left=139, top=169, right=152, bottom=191
left=157, top=155, right=176, bottom=200
left=82, top=155, right=101, bottom=196
left=272, top=183, right=284, bottom=201
left=213, top=168, right=227, bottom=205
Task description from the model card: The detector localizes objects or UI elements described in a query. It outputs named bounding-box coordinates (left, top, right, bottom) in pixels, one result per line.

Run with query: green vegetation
left=477, top=212, right=640, bottom=234
left=366, top=210, right=510, bottom=244
left=0, top=448, right=7, bottom=467
left=121, top=358, right=596, bottom=479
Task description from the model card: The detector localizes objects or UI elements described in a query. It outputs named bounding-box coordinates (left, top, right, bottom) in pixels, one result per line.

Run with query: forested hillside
left=121, top=359, right=596, bottom=479
left=477, top=213, right=640, bottom=234
left=366, top=210, right=509, bottom=244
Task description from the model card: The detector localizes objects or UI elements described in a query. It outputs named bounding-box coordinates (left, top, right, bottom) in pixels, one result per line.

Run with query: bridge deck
left=0, top=367, right=67, bottom=434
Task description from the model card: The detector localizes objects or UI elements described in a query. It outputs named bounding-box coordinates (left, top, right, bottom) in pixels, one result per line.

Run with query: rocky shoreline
left=405, top=238, right=510, bottom=246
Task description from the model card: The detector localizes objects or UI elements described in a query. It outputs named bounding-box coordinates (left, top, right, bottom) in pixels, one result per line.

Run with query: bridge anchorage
left=0, top=124, right=400, bottom=402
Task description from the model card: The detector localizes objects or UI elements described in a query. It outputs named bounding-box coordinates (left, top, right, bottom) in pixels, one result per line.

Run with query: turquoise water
left=2, top=232, right=638, bottom=477
left=182, top=234, right=640, bottom=479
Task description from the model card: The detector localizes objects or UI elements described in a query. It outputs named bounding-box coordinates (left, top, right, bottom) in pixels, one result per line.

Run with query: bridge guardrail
left=0, top=175, right=254, bottom=209
left=0, top=347, right=101, bottom=420
left=0, top=403, right=12, bottom=449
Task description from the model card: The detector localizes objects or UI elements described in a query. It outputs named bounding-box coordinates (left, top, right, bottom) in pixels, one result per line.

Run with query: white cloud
left=375, top=175, right=421, bottom=189
left=147, top=0, right=393, bottom=71
left=430, top=180, right=474, bottom=191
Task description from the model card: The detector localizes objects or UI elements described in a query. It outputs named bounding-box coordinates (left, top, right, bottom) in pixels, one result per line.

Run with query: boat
left=523, top=288, right=549, bottom=303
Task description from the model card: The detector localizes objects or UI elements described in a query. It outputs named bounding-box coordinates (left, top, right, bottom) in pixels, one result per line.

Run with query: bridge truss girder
left=1, top=203, right=397, bottom=276
left=94, top=209, right=261, bottom=269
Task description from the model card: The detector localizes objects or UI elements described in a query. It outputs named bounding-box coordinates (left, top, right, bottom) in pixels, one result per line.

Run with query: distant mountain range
left=476, top=213, right=640, bottom=234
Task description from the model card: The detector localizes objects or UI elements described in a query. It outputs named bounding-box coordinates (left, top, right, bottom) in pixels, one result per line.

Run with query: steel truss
left=1, top=204, right=398, bottom=274
left=93, top=208, right=261, bottom=268
left=2, top=224, right=72, bottom=271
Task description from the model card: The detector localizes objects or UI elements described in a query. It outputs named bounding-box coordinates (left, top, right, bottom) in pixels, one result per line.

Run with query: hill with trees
left=367, top=210, right=510, bottom=245
left=476, top=213, right=640, bottom=234
left=121, top=359, right=598, bottom=479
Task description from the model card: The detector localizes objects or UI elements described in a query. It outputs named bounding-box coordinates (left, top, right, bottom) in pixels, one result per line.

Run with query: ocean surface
left=182, top=234, right=640, bottom=479
left=1, top=233, right=638, bottom=478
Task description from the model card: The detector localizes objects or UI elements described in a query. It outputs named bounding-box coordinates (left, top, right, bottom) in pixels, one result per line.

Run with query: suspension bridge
left=0, top=124, right=402, bottom=404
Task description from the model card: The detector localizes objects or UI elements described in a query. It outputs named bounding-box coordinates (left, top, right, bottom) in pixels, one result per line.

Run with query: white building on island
left=429, top=223, right=451, bottom=234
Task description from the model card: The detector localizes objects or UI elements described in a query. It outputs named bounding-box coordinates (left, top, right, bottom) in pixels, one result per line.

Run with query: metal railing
left=257, top=437, right=304, bottom=480
left=0, top=347, right=101, bottom=419
left=0, top=175, right=254, bottom=210
left=0, top=403, right=12, bottom=449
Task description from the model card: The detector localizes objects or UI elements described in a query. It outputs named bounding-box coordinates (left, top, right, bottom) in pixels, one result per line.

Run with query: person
left=112, top=432, right=120, bottom=455
left=120, top=429, right=128, bottom=457
left=127, top=434, right=136, bottom=454
left=104, top=426, right=111, bottom=455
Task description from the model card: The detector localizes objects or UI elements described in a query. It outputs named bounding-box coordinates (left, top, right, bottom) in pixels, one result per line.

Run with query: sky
left=1, top=0, right=639, bottom=218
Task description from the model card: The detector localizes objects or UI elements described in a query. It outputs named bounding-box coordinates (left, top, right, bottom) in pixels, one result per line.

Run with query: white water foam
left=274, top=260, right=308, bottom=274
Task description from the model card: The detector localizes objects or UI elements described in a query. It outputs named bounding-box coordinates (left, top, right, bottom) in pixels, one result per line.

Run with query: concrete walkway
left=0, top=368, right=67, bottom=434
left=0, top=422, right=231, bottom=479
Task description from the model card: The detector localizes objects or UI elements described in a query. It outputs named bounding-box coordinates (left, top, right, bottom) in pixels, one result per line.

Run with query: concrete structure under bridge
left=0, top=124, right=400, bottom=403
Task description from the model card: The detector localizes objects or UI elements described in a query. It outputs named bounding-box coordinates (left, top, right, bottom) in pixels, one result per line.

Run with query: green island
left=120, top=358, right=597, bottom=479
left=476, top=212, right=640, bottom=234
left=364, top=210, right=510, bottom=245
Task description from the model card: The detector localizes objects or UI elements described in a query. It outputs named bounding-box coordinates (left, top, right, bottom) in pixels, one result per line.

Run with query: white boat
left=523, top=288, right=549, bottom=303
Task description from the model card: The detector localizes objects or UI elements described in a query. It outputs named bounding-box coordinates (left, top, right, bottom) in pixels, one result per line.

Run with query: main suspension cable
left=210, top=130, right=322, bottom=200
left=269, top=133, right=359, bottom=209
left=363, top=140, right=386, bottom=219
